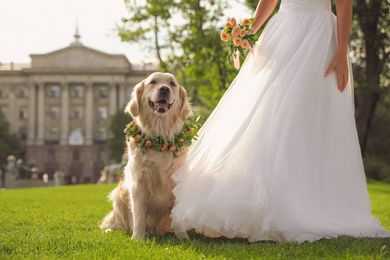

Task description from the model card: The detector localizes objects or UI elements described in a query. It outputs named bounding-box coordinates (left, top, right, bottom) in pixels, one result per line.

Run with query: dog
left=100, top=72, right=192, bottom=240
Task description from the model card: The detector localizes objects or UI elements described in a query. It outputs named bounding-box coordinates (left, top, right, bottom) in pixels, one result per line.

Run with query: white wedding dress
left=171, top=0, right=390, bottom=242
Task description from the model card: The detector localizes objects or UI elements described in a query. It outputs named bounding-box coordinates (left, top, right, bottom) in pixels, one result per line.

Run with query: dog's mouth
left=149, top=99, right=173, bottom=113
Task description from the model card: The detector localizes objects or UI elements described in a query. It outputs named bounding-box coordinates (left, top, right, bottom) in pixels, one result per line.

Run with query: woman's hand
left=324, top=52, right=349, bottom=92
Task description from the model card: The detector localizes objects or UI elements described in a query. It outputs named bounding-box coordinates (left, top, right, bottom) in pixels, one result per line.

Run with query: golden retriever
left=100, top=72, right=192, bottom=240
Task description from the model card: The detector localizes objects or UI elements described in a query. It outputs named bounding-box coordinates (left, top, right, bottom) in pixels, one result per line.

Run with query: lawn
left=0, top=182, right=389, bottom=259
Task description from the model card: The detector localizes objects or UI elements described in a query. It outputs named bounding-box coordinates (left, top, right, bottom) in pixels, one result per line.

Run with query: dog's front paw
left=131, top=232, right=146, bottom=240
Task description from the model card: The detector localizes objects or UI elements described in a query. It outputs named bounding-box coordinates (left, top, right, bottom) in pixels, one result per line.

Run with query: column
left=118, top=83, right=126, bottom=110
left=27, top=83, right=36, bottom=145
left=85, top=83, right=94, bottom=145
left=8, top=86, right=17, bottom=133
left=109, top=83, right=117, bottom=116
left=60, top=83, right=69, bottom=145
left=36, top=83, right=45, bottom=145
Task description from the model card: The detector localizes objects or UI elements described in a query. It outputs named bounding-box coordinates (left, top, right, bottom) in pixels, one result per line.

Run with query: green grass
left=0, top=182, right=389, bottom=259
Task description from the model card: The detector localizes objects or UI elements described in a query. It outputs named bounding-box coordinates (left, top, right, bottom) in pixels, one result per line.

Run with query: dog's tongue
left=156, top=100, right=168, bottom=109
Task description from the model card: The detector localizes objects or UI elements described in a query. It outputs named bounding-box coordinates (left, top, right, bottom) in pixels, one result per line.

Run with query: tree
left=108, top=110, right=131, bottom=163
left=0, top=118, right=20, bottom=188
left=351, top=0, right=389, bottom=156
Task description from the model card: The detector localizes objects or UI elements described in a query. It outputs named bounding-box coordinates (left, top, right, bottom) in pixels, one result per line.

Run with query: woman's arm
left=250, top=0, right=278, bottom=34
left=324, top=0, right=353, bottom=92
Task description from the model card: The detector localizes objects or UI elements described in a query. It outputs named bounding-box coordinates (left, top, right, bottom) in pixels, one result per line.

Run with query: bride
left=170, top=0, right=390, bottom=242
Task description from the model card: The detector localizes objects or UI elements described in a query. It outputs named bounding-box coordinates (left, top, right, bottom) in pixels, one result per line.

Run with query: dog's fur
left=100, top=72, right=192, bottom=240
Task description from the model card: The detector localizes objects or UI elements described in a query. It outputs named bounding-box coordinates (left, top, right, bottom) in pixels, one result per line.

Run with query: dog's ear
left=179, top=86, right=193, bottom=120
left=125, top=80, right=144, bottom=117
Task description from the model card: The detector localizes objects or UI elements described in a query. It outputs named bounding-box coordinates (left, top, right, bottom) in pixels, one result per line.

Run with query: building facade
left=0, top=37, right=154, bottom=183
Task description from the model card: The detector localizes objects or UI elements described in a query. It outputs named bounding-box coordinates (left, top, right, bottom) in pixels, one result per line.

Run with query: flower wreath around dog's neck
left=124, top=116, right=202, bottom=157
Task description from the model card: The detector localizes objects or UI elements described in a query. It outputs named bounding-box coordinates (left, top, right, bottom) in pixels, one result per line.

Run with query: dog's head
left=125, top=72, right=192, bottom=136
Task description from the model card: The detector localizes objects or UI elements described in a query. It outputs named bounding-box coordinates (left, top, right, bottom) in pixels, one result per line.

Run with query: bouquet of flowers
left=220, top=17, right=258, bottom=69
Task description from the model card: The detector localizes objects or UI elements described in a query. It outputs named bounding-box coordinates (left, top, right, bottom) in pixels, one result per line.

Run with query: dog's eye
left=150, top=80, right=157, bottom=84
left=170, top=82, right=176, bottom=87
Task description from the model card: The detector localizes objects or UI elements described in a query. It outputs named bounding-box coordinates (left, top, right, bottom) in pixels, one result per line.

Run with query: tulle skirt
left=170, top=0, right=390, bottom=242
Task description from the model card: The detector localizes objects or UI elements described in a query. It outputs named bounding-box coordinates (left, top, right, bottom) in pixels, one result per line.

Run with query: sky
left=0, top=0, right=250, bottom=66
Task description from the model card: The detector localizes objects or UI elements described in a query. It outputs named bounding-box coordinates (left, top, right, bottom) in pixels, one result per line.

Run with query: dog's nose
left=159, top=86, right=170, bottom=94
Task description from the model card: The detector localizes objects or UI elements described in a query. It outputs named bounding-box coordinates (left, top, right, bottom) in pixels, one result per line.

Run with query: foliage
left=0, top=118, right=20, bottom=166
left=0, top=183, right=389, bottom=259
left=108, top=110, right=131, bottom=163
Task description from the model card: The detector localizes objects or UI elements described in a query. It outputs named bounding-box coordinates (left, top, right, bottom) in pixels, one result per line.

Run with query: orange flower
left=188, top=128, right=194, bottom=133
left=231, top=25, right=241, bottom=37
left=241, top=39, right=250, bottom=49
left=229, top=17, right=237, bottom=26
left=161, top=147, right=167, bottom=151
left=169, top=146, right=177, bottom=152
left=130, top=121, right=137, bottom=126
left=134, top=135, right=142, bottom=142
left=162, top=142, right=169, bottom=148
left=145, top=140, right=152, bottom=148
left=233, top=37, right=242, bottom=46
left=220, top=31, right=230, bottom=42
left=242, top=18, right=251, bottom=26
left=239, top=29, right=247, bottom=37
left=225, top=21, right=233, bottom=28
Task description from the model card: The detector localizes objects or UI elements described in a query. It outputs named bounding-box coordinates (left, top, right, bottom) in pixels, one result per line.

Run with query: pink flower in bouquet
left=123, top=128, right=128, bottom=134
left=169, top=146, right=177, bottom=152
left=130, top=120, right=137, bottom=126
left=174, top=151, right=181, bottom=157
left=242, top=18, right=251, bottom=26
left=229, top=17, right=237, bottom=26
left=241, top=39, right=250, bottom=49
left=231, top=25, right=241, bottom=37
left=240, top=29, right=247, bottom=37
left=225, top=21, right=234, bottom=28
left=220, top=31, right=230, bottom=42
left=220, top=17, right=258, bottom=70
left=233, top=37, right=243, bottom=46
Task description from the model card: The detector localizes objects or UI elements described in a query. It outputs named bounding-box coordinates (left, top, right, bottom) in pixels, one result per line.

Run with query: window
left=47, top=149, right=56, bottom=162
left=97, top=148, right=105, bottom=162
left=99, top=86, right=107, bottom=97
left=74, top=107, right=83, bottom=119
left=72, top=85, right=84, bottom=98
left=49, top=85, right=60, bottom=98
left=17, top=87, right=28, bottom=98
left=97, top=128, right=107, bottom=140
left=98, top=107, right=107, bottom=119
left=19, top=127, right=27, bottom=141
left=50, top=107, right=60, bottom=120
left=0, top=89, right=7, bottom=98
left=73, top=149, right=80, bottom=161
left=48, top=128, right=59, bottom=141
left=0, top=106, right=7, bottom=118
left=19, top=108, right=28, bottom=120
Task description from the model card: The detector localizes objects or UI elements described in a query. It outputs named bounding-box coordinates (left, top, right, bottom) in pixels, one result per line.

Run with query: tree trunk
left=353, top=0, right=382, bottom=156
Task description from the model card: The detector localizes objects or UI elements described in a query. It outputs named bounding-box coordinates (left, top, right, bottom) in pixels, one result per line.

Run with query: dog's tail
left=100, top=184, right=132, bottom=231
